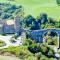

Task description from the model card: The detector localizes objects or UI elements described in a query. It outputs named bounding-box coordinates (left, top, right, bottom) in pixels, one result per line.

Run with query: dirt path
left=0, top=55, right=20, bottom=60
left=0, top=35, right=22, bottom=49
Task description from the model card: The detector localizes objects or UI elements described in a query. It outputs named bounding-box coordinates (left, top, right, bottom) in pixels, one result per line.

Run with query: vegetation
left=0, top=38, right=58, bottom=60
left=0, top=41, right=56, bottom=60
left=0, top=0, right=60, bottom=20
left=23, top=38, right=35, bottom=46
left=10, top=38, right=16, bottom=43
left=0, top=0, right=60, bottom=60
left=43, top=31, right=58, bottom=47
left=0, top=40, right=6, bottom=47
left=28, top=43, right=55, bottom=57
left=57, top=0, right=60, bottom=5
left=0, top=46, right=37, bottom=60
left=20, top=13, right=60, bottom=30
left=0, top=3, right=23, bottom=19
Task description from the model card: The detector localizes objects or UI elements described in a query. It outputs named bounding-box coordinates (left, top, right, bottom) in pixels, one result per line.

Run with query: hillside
left=0, top=0, right=60, bottom=21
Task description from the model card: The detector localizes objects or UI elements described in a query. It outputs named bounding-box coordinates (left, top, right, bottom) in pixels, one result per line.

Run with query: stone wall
left=0, top=16, right=21, bottom=34
left=4, top=24, right=15, bottom=34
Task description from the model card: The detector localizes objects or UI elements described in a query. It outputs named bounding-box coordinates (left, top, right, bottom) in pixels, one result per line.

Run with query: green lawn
left=0, top=0, right=60, bottom=21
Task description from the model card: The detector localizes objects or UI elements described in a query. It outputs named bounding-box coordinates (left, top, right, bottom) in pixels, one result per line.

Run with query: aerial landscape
left=0, top=0, right=60, bottom=60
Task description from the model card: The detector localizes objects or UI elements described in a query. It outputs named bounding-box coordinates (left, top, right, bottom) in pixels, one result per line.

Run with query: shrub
left=56, top=0, right=60, bottom=5
left=23, top=38, right=34, bottom=46
left=0, top=46, right=32, bottom=57
left=28, top=43, right=38, bottom=54
left=0, top=3, right=23, bottom=19
left=39, top=44, right=48, bottom=53
left=48, top=49, right=55, bottom=57
left=0, top=40, right=6, bottom=47
left=35, top=52, right=42, bottom=60
left=2, top=33, right=6, bottom=36
left=10, top=35, right=17, bottom=43
left=28, top=43, right=55, bottom=58
left=10, top=38, right=16, bottom=43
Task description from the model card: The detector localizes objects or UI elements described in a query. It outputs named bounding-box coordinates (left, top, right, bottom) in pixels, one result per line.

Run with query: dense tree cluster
left=22, top=38, right=57, bottom=60
left=28, top=43, right=55, bottom=59
left=20, top=13, right=60, bottom=30
left=0, top=3, right=23, bottom=19
left=56, top=0, right=60, bottom=5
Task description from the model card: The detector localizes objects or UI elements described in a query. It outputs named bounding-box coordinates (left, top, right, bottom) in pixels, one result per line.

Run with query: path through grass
left=0, top=55, right=20, bottom=60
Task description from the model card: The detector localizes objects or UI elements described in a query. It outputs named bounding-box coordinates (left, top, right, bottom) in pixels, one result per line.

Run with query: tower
left=14, top=16, right=21, bottom=34
left=0, top=19, right=5, bottom=34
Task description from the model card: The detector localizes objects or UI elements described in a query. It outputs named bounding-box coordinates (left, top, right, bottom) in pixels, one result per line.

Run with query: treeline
left=0, top=3, right=23, bottom=19
left=20, top=13, right=60, bottom=30
left=57, top=0, right=60, bottom=5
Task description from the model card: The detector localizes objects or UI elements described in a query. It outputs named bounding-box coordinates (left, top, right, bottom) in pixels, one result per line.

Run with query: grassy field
left=0, top=0, right=60, bottom=21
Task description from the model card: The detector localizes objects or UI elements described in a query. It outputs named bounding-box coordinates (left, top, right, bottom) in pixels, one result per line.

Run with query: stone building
left=0, top=16, right=21, bottom=34
left=14, top=16, right=21, bottom=33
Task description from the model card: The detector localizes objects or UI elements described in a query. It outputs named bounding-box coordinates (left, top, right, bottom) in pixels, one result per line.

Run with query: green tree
left=56, top=0, right=60, bottom=5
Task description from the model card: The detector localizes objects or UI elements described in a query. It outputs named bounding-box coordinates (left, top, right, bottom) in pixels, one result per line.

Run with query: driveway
left=0, top=35, right=22, bottom=49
